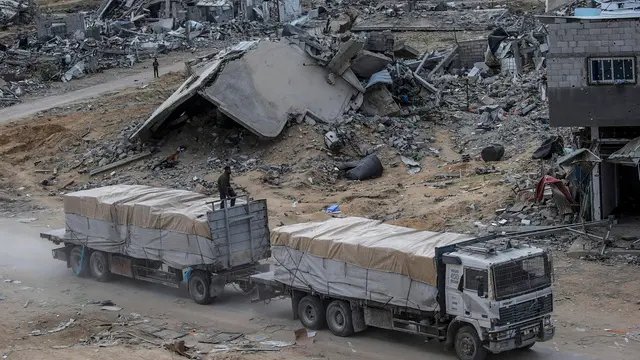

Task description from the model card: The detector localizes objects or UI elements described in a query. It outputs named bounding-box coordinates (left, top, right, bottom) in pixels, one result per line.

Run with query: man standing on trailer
left=218, top=165, right=236, bottom=209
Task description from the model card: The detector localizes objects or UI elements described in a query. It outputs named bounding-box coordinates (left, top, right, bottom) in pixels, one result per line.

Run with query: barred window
left=464, top=268, right=488, bottom=292
left=589, top=57, right=635, bottom=85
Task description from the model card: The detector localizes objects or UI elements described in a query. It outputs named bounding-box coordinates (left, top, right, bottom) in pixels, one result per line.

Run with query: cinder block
left=598, top=46, right=611, bottom=53
left=574, top=46, right=585, bottom=53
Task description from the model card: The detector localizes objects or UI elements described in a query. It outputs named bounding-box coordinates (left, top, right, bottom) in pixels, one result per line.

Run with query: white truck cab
left=443, top=239, right=555, bottom=358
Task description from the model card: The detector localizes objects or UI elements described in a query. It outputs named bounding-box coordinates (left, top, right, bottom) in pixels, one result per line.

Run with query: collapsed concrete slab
left=129, top=41, right=258, bottom=140
left=200, top=41, right=356, bottom=138
left=350, top=50, right=392, bottom=78
left=131, top=40, right=357, bottom=140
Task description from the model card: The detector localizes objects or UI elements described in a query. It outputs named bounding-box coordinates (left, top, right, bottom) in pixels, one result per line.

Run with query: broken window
left=589, top=57, right=635, bottom=85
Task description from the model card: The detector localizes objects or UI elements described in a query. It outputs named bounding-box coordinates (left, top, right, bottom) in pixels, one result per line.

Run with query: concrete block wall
left=35, top=13, right=86, bottom=38
left=364, top=31, right=395, bottom=53
left=546, top=18, right=640, bottom=89
left=544, top=18, right=640, bottom=127
left=457, top=39, right=486, bottom=68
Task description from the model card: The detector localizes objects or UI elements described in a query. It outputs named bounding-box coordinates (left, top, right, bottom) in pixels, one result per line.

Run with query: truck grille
left=497, top=294, right=553, bottom=326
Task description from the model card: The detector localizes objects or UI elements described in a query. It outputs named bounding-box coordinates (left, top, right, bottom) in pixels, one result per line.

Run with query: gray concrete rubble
left=0, top=0, right=33, bottom=25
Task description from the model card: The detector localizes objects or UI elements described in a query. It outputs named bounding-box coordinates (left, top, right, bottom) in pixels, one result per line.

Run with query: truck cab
left=442, top=239, right=555, bottom=358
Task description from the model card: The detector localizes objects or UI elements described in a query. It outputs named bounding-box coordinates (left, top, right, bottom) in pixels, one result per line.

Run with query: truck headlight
left=543, top=316, right=552, bottom=326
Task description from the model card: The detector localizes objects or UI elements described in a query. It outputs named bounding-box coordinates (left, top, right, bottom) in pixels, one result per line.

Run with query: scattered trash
left=101, top=306, right=123, bottom=311
left=259, top=340, right=295, bottom=347
left=18, top=218, right=37, bottom=223
left=401, top=156, right=422, bottom=174
left=326, top=205, right=341, bottom=214
left=30, top=319, right=75, bottom=336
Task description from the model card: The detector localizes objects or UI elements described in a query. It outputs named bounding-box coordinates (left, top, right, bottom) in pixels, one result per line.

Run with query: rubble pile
left=0, top=0, right=34, bottom=26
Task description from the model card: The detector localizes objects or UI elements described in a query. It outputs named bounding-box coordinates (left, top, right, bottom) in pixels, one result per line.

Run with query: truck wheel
left=298, top=295, right=326, bottom=330
left=326, top=300, right=354, bottom=337
left=188, top=272, right=212, bottom=305
left=237, top=281, right=256, bottom=294
left=89, top=251, right=111, bottom=282
left=69, top=246, right=89, bottom=277
left=519, top=342, right=535, bottom=350
left=454, top=326, right=488, bottom=360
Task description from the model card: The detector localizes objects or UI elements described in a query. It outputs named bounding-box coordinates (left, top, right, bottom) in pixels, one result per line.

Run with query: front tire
left=519, top=342, right=536, bottom=350
left=454, top=326, right=488, bottom=360
left=89, top=251, right=111, bottom=282
left=326, top=300, right=354, bottom=337
left=297, top=295, right=326, bottom=330
left=188, top=272, right=212, bottom=305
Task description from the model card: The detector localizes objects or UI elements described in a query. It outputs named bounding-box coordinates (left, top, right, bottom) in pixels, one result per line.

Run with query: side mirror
left=476, top=276, right=485, bottom=297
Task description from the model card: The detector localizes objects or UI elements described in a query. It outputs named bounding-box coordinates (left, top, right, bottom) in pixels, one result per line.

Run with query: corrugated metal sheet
left=607, top=136, right=640, bottom=166
left=557, top=148, right=601, bottom=167
left=365, top=69, right=392, bottom=89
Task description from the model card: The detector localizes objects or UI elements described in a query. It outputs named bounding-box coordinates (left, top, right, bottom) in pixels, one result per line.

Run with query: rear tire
left=69, top=246, right=89, bottom=277
left=454, top=325, right=488, bottom=360
left=188, top=272, right=212, bottom=305
left=89, top=251, right=111, bottom=282
left=326, top=300, right=354, bottom=337
left=298, top=295, right=326, bottom=330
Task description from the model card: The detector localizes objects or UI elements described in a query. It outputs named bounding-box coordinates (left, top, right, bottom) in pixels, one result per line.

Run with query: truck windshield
left=493, top=254, right=551, bottom=300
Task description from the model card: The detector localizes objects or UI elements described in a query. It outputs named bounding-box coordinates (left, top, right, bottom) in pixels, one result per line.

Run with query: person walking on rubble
left=153, top=57, right=159, bottom=78
left=218, top=166, right=237, bottom=209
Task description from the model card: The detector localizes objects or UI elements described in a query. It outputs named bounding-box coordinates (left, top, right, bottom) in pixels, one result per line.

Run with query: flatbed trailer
left=42, top=193, right=271, bottom=304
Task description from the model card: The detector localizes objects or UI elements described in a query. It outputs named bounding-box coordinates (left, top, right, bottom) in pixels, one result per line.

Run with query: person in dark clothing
left=218, top=166, right=236, bottom=208
left=153, top=58, right=159, bottom=78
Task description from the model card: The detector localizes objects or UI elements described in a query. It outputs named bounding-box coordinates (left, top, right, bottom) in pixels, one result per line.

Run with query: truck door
left=461, top=268, right=489, bottom=320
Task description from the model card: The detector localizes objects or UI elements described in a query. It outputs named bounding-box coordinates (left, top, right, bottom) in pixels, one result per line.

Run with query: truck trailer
left=41, top=185, right=271, bottom=303
left=250, top=217, right=555, bottom=360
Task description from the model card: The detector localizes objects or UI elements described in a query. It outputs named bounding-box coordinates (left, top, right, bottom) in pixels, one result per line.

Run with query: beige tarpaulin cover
left=63, top=185, right=216, bottom=238
left=271, top=217, right=472, bottom=285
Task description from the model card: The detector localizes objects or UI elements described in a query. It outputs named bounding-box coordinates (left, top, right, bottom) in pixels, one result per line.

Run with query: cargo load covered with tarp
left=60, top=185, right=270, bottom=270
left=270, top=217, right=472, bottom=311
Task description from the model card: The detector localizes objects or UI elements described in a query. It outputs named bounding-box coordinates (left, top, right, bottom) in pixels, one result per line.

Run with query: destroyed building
left=542, top=13, right=640, bottom=221
left=35, top=13, right=86, bottom=39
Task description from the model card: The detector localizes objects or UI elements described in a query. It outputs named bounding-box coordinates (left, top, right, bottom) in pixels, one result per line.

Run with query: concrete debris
left=30, top=319, right=76, bottom=336
left=0, top=0, right=33, bottom=25
left=351, top=50, right=392, bottom=78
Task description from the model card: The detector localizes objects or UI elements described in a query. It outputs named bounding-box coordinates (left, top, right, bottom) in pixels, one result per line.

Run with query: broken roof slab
left=199, top=40, right=356, bottom=138
left=129, top=41, right=258, bottom=141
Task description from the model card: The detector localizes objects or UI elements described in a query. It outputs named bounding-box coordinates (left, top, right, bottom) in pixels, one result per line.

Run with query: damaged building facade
left=543, top=14, right=640, bottom=221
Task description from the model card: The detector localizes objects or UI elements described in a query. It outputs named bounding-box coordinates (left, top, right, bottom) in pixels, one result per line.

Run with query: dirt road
left=0, top=61, right=186, bottom=124
left=1, top=216, right=637, bottom=360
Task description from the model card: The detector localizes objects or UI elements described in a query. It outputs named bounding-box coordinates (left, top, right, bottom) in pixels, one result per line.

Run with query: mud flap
left=291, top=291, right=304, bottom=321
left=350, top=303, right=367, bottom=333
